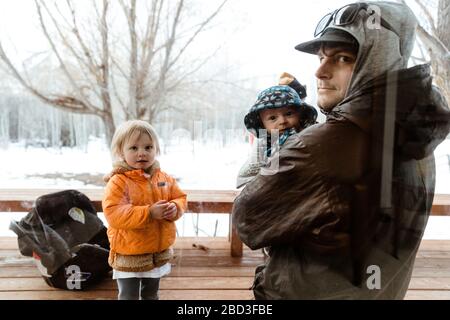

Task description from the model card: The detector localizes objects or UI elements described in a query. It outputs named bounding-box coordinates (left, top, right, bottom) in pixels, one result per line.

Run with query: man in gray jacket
left=232, top=1, right=450, bottom=299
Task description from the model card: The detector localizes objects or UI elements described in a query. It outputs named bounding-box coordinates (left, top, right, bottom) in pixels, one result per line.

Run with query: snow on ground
left=0, top=138, right=111, bottom=188
left=434, top=139, right=450, bottom=194
left=0, top=137, right=249, bottom=237
left=0, top=136, right=449, bottom=238
left=2, top=137, right=449, bottom=191
left=0, top=137, right=249, bottom=189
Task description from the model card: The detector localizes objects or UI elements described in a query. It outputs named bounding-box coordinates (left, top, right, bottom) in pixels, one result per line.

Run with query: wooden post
left=229, top=214, right=243, bottom=257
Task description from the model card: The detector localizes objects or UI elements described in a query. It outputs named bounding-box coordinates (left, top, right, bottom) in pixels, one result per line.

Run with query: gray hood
left=330, top=1, right=417, bottom=98
left=324, top=2, right=450, bottom=160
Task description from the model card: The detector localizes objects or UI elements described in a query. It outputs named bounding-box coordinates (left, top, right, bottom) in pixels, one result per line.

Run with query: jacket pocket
left=149, top=180, right=170, bottom=201
left=107, top=228, right=117, bottom=251
left=112, top=229, right=122, bottom=251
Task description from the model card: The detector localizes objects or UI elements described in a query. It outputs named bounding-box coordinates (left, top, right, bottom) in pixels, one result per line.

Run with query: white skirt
left=112, top=263, right=171, bottom=279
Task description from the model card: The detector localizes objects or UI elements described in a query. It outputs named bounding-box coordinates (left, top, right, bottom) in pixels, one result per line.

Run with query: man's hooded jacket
left=232, top=1, right=450, bottom=299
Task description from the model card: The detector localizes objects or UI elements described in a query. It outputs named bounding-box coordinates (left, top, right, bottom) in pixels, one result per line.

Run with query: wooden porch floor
left=0, top=237, right=449, bottom=300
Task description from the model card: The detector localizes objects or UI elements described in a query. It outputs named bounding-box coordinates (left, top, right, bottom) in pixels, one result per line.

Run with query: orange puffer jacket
left=102, top=163, right=187, bottom=255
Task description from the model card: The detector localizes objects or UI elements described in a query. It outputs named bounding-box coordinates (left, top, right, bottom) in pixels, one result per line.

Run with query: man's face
left=315, top=45, right=357, bottom=110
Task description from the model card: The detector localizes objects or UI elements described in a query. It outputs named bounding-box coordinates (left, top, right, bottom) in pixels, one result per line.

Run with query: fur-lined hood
left=103, top=160, right=161, bottom=183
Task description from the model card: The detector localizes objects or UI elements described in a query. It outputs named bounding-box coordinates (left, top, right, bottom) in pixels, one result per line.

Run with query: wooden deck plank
left=4, top=252, right=450, bottom=271
left=0, top=290, right=117, bottom=300
left=0, top=277, right=254, bottom=291
left=0, top=266, right=259, bottom=278
left=0, top=255, right=264, bottom=268
left=0, top=237, right=449, bottom=300
left=0, top=237, right=264, bottom=270
left=405, top=290, right=450, bottom=300
left=0, top=290, right=253, bottom=300
left=3, top=237, right=448, bottom=252
left=5, top=290, right=450, bottom=300
left=2, top=288, right=450, bottom=300
left=411, top=268, right=450, bottom=277
left=416, top=250, right=450, bottom=259
left=0, top=237, right=252, bottom=251
left=408, top=277, right=450, bottom=290
left=3, top=276, right=450, bottom=291
left=2, top=289, right=450, bottom=300
left=0, top=235, right=258, bottom=299
left=432, top=194, right=450, bottom=216
left=0, top=267, right=41, bottom=278
left=2, top=264, right=448, bottom=281
left=0, top=249, right=262, bottom=259
left=418, top=239, right=450, bottom=251
left=4, top=264, right=444, bottom=278
left=5, top=253, right=447, bottom=270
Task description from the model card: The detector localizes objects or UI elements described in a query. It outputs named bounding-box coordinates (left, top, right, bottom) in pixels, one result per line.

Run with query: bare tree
left=0, top=0, right=228, bottom=144
left=404, top=0, right=450, bottom=102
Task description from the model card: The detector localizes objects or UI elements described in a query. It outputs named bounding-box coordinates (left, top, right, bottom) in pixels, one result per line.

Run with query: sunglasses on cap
left=314, top=2, right=399, bottom=38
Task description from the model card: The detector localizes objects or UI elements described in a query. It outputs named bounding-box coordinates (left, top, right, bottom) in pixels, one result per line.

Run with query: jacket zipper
left=150, top=177, right=162, bottom=252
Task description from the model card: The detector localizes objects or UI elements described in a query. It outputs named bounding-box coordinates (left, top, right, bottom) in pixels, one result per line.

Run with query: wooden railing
left=0, top=188, right=243, bottom=257
left=1, top=189, right=449, bottom=257
left=430, top=194, right=450, bottom=216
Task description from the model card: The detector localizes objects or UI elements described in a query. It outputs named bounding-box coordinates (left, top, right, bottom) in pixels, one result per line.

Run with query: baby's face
left=259, top=106, right=300, bottom=134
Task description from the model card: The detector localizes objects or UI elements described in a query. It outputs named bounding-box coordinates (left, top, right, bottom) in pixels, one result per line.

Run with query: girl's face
left=121, top=132, right=156, bottom=170
left=259, top=106, right=301, bottom=134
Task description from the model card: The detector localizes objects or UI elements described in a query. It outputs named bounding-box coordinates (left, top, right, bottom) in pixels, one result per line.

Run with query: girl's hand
left=163, top=202, right=178, bottom=220
left=149, top=200, right=170, bottom=220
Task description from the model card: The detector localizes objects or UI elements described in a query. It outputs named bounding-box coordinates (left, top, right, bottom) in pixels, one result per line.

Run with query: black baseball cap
left=295, top=28, right=358, bottom=55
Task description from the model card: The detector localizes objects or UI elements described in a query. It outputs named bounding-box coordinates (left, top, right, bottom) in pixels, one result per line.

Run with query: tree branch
left=166, top=45, right=223, bottom=93
left=99, top=0, right=112, bottom=114
left=137, top=0, right=163, bottom=100
left=41, top=1, right=105, bottom=104
left=40, top=1, right=96, bottom=82
left=416, top=23, right=450, bottom=58
left=120, top=0, right=138, bottom=118
left=167, top=0, right=228, bottom=71
left=66, top=1, right=98, bottom=69
left=0, top=42, right=101, bottom=116
left=413, top=0, right=439, bottom=36
left=110, top=71, right=127, bottom=114
left=159, top=0, right=184, bottom=85
left=34, top=0, right=99, bottom=112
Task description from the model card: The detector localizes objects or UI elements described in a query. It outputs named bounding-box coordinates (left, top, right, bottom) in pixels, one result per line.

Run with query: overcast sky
left=0, top=0, right=432, bottom=110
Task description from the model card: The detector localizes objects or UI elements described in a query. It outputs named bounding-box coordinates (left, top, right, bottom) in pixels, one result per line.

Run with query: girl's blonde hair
left=111, top=120, right=160, bottom=160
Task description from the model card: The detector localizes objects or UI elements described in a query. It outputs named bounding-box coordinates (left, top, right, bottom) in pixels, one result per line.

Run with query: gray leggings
left=116, top=277, right=160, bottom=300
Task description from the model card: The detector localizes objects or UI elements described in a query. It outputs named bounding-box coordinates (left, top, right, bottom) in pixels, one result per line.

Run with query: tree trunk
left=101, top=113, right=115, bottom=147
left=436, top=0, right=450, bottom=103
left=437, top=0, right=449, bottom=47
